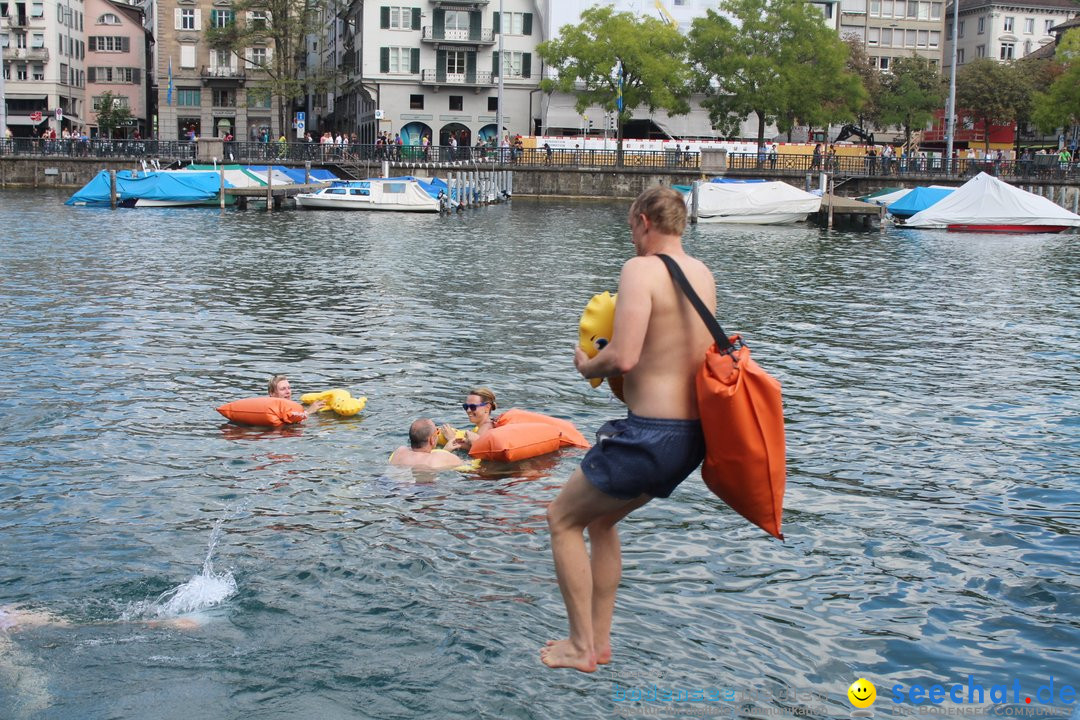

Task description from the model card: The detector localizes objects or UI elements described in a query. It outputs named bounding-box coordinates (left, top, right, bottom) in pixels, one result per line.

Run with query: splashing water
left=123, top=518, right=236, bottom=622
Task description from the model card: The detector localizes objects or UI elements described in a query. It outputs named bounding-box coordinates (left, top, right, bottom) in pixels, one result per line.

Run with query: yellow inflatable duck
left=579, top=291, right=616, bottom=387
left=579, top=292, right=624, bottom=400
left=299, top=389, right=368, bottom=417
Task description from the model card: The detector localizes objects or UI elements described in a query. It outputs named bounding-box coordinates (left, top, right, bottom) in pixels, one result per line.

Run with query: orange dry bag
left=217, top=397, right=306, bottom=427
left=657, top=254, right=787, bottom=540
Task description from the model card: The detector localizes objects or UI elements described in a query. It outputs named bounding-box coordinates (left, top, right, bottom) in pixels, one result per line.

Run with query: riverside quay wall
left=3, top=154, right=1079, bottom=210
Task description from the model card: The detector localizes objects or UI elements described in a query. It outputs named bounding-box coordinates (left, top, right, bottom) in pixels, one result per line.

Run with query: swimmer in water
left=268, top=374, right=325, bottom=416
left=390, top=419, right=466, bottom=470
left=440, top=387, right=497, bottom=452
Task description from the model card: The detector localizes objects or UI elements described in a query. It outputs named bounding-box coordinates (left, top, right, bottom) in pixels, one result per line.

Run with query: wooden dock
left=813, top=193, right=883, bottom=228
left=224, top=183, right=323, bottom=210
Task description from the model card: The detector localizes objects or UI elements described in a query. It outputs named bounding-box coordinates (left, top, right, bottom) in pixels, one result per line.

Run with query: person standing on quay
left=540, top=186, right=716, bottom=673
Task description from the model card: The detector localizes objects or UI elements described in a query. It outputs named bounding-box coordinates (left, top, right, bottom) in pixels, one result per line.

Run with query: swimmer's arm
left=575, top=258, right=651, bottom=379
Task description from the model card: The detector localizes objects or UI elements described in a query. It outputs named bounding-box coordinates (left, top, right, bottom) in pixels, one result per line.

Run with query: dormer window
left=98, top=12, right=121, bottom=25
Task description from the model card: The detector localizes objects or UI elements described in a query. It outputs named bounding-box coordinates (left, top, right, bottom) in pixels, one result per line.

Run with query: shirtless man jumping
left=541, top=186, right=717, bottom=672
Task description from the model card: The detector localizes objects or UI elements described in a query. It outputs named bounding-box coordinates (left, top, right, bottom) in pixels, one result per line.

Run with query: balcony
left=201, top=65, right=246, bottom=84
left=3, top=46, right=49, bottom=61
left=420, top=69, right=493, bottom=87
left=431, top=0, right=488, bottom=6
left=421, top=26, right=495, bottom=44
left=5, top=14, right=28, bottom=27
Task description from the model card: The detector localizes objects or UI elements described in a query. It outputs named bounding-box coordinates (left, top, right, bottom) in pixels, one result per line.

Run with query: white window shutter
left=244, top=47, right=253, bottom=67
left=265, top=45, right=273, bottom=62
left=194, top=10, right=202, bottom=30
left=174, top=8, right=182, bottom=29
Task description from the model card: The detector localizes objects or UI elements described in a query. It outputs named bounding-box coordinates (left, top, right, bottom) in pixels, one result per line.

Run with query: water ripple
left=0, top=190, right=1076, bottom=719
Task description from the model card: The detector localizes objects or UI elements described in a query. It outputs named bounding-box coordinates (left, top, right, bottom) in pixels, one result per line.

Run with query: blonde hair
left=629, top=186, right=687, bottom=236
left=268, top=374, right=289, bottom=395
left=467, top=387, right=497, bottom=411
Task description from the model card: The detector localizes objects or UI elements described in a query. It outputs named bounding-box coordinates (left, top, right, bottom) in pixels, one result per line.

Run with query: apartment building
left=155, top=0, right=277, bottom=142
left=944, top=0, right=1079, bottom=70
left=84, top=0, right=151, bottom=137
left=839, top=0, right=946, bottom=70
left=1, top=0, right=87, bottom=137
left=319, top=0, right=543, bottom=145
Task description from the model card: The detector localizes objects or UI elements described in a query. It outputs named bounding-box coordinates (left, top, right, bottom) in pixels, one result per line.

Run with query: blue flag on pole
left=615, top=59, right=624, bottom=112
left=166, top=57, right=173, bottom=106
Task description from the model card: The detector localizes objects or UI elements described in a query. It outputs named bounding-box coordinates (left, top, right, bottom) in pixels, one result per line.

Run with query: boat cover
left=858, top=187, right=904, bottom=203
left=905, top=173, right=1080, bottom=228
left=278, top=167, right=339, bottom=184
left=182, top=165, right=267, bottom=188
left=66, top=170, right=227, bottom=206
left=887, top=187, right=954, bottom=218
left=243, top=166, right=297, bottom=186
left=693, top=181, right=821, bottom=219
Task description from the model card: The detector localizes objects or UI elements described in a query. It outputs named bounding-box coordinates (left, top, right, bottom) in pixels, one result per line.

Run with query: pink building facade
left=84, top=0, right=151, bottom=137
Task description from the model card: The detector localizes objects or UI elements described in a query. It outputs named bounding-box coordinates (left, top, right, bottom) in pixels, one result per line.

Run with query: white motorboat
left=688, top=180, right=822, bottom=224
left=295, top=177, right=441, bottom=212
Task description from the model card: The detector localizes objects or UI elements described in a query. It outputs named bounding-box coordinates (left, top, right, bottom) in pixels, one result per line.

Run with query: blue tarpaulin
left=887, top=187, right=954, bottom=219
left=246, top=165, right=339, bottom=184
left=66, top=170, right=228, bottom=207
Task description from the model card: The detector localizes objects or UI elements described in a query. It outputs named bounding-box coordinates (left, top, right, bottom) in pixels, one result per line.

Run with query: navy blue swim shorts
left=581, top=413, right=705, bottom=500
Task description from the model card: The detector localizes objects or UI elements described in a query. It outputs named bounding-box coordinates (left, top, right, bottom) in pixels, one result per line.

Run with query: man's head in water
left=409, top=419, right=438, bottom=450
left=268, top=374, right=291, bottom=398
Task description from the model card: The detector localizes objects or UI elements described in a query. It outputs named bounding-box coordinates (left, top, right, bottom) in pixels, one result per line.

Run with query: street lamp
left=945, top=0, right=959, bottom=174
left=495, top=0, right=503, bottom=150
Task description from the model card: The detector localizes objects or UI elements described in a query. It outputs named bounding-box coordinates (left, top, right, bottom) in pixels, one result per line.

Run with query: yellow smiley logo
left=848, top=678, right=877, bottom=708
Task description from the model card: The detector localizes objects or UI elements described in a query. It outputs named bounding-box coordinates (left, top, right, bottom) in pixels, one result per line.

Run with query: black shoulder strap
left=656, top=253, right=734, bottom=352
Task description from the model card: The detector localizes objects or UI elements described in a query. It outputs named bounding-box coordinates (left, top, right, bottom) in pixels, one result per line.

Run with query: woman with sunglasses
left=441, top=387, right=497, bottom=452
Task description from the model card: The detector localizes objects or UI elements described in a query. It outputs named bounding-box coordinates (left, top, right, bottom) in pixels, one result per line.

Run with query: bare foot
left=540, top=638, right=597, bottom=673
left=595, top=643, right=612, bottom=665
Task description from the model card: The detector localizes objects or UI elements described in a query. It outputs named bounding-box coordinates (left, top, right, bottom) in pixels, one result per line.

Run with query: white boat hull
left=295, top=178, right=441, bottom=212
left=696, top=212, right=810, bottom=225
left=294, top=194, right=438, bottom=212
left=134, top=198, right=216, bottom=208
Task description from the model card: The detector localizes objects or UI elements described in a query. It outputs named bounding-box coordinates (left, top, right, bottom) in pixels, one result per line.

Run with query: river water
left=0, top=189, right=1077, bottom=719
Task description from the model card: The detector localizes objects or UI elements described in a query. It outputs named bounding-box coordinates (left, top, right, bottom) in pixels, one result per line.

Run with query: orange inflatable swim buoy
left=468, top=409, right=592, bottom=462
left=217, top=397, right=306, bottom=427
left=495, top=408, right=591, bottom=449
left=469, top=423, right=563, bottom=462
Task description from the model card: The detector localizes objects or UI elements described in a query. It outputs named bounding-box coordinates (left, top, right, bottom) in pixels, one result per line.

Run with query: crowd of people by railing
left=1, top=133, right=1078, bottom=180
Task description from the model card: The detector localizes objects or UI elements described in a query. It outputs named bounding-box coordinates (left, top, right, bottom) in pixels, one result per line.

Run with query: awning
left=4, top=116, right=50, bottom=126
left=2, top=93, right=49, bottom=101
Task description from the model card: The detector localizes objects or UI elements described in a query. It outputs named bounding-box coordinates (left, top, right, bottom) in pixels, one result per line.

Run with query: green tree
left=1011, top=58, right=1053, bottom=154
left=688, top=0, right=864, bottom=147
left=956, top=58, right=1028, bottom=155
left=1032, top=28, right=1080, bottom=137
left=537, top=6, right=691, bottom=163
left=94, top=91, right=133, bottom=139
left=843, top=34, right=881, bottom=126
left=205, top=0, right=333, bottom=137
left=877, top=55, right=946, bottom=150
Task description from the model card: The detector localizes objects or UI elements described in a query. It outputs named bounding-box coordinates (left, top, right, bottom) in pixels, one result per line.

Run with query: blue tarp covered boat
left=66, top=170, right=229, bottom=207
left=887, top=186, right=954, bottom=219
left=246, top=165, right=339, bottom=184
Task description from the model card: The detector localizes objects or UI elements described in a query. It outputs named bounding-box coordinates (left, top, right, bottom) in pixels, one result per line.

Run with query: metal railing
left=421, top=26, right=495, bottom=42
left=1, top=139, right=1077, bottom=181
left=419, top=69, right=494, bottom=86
